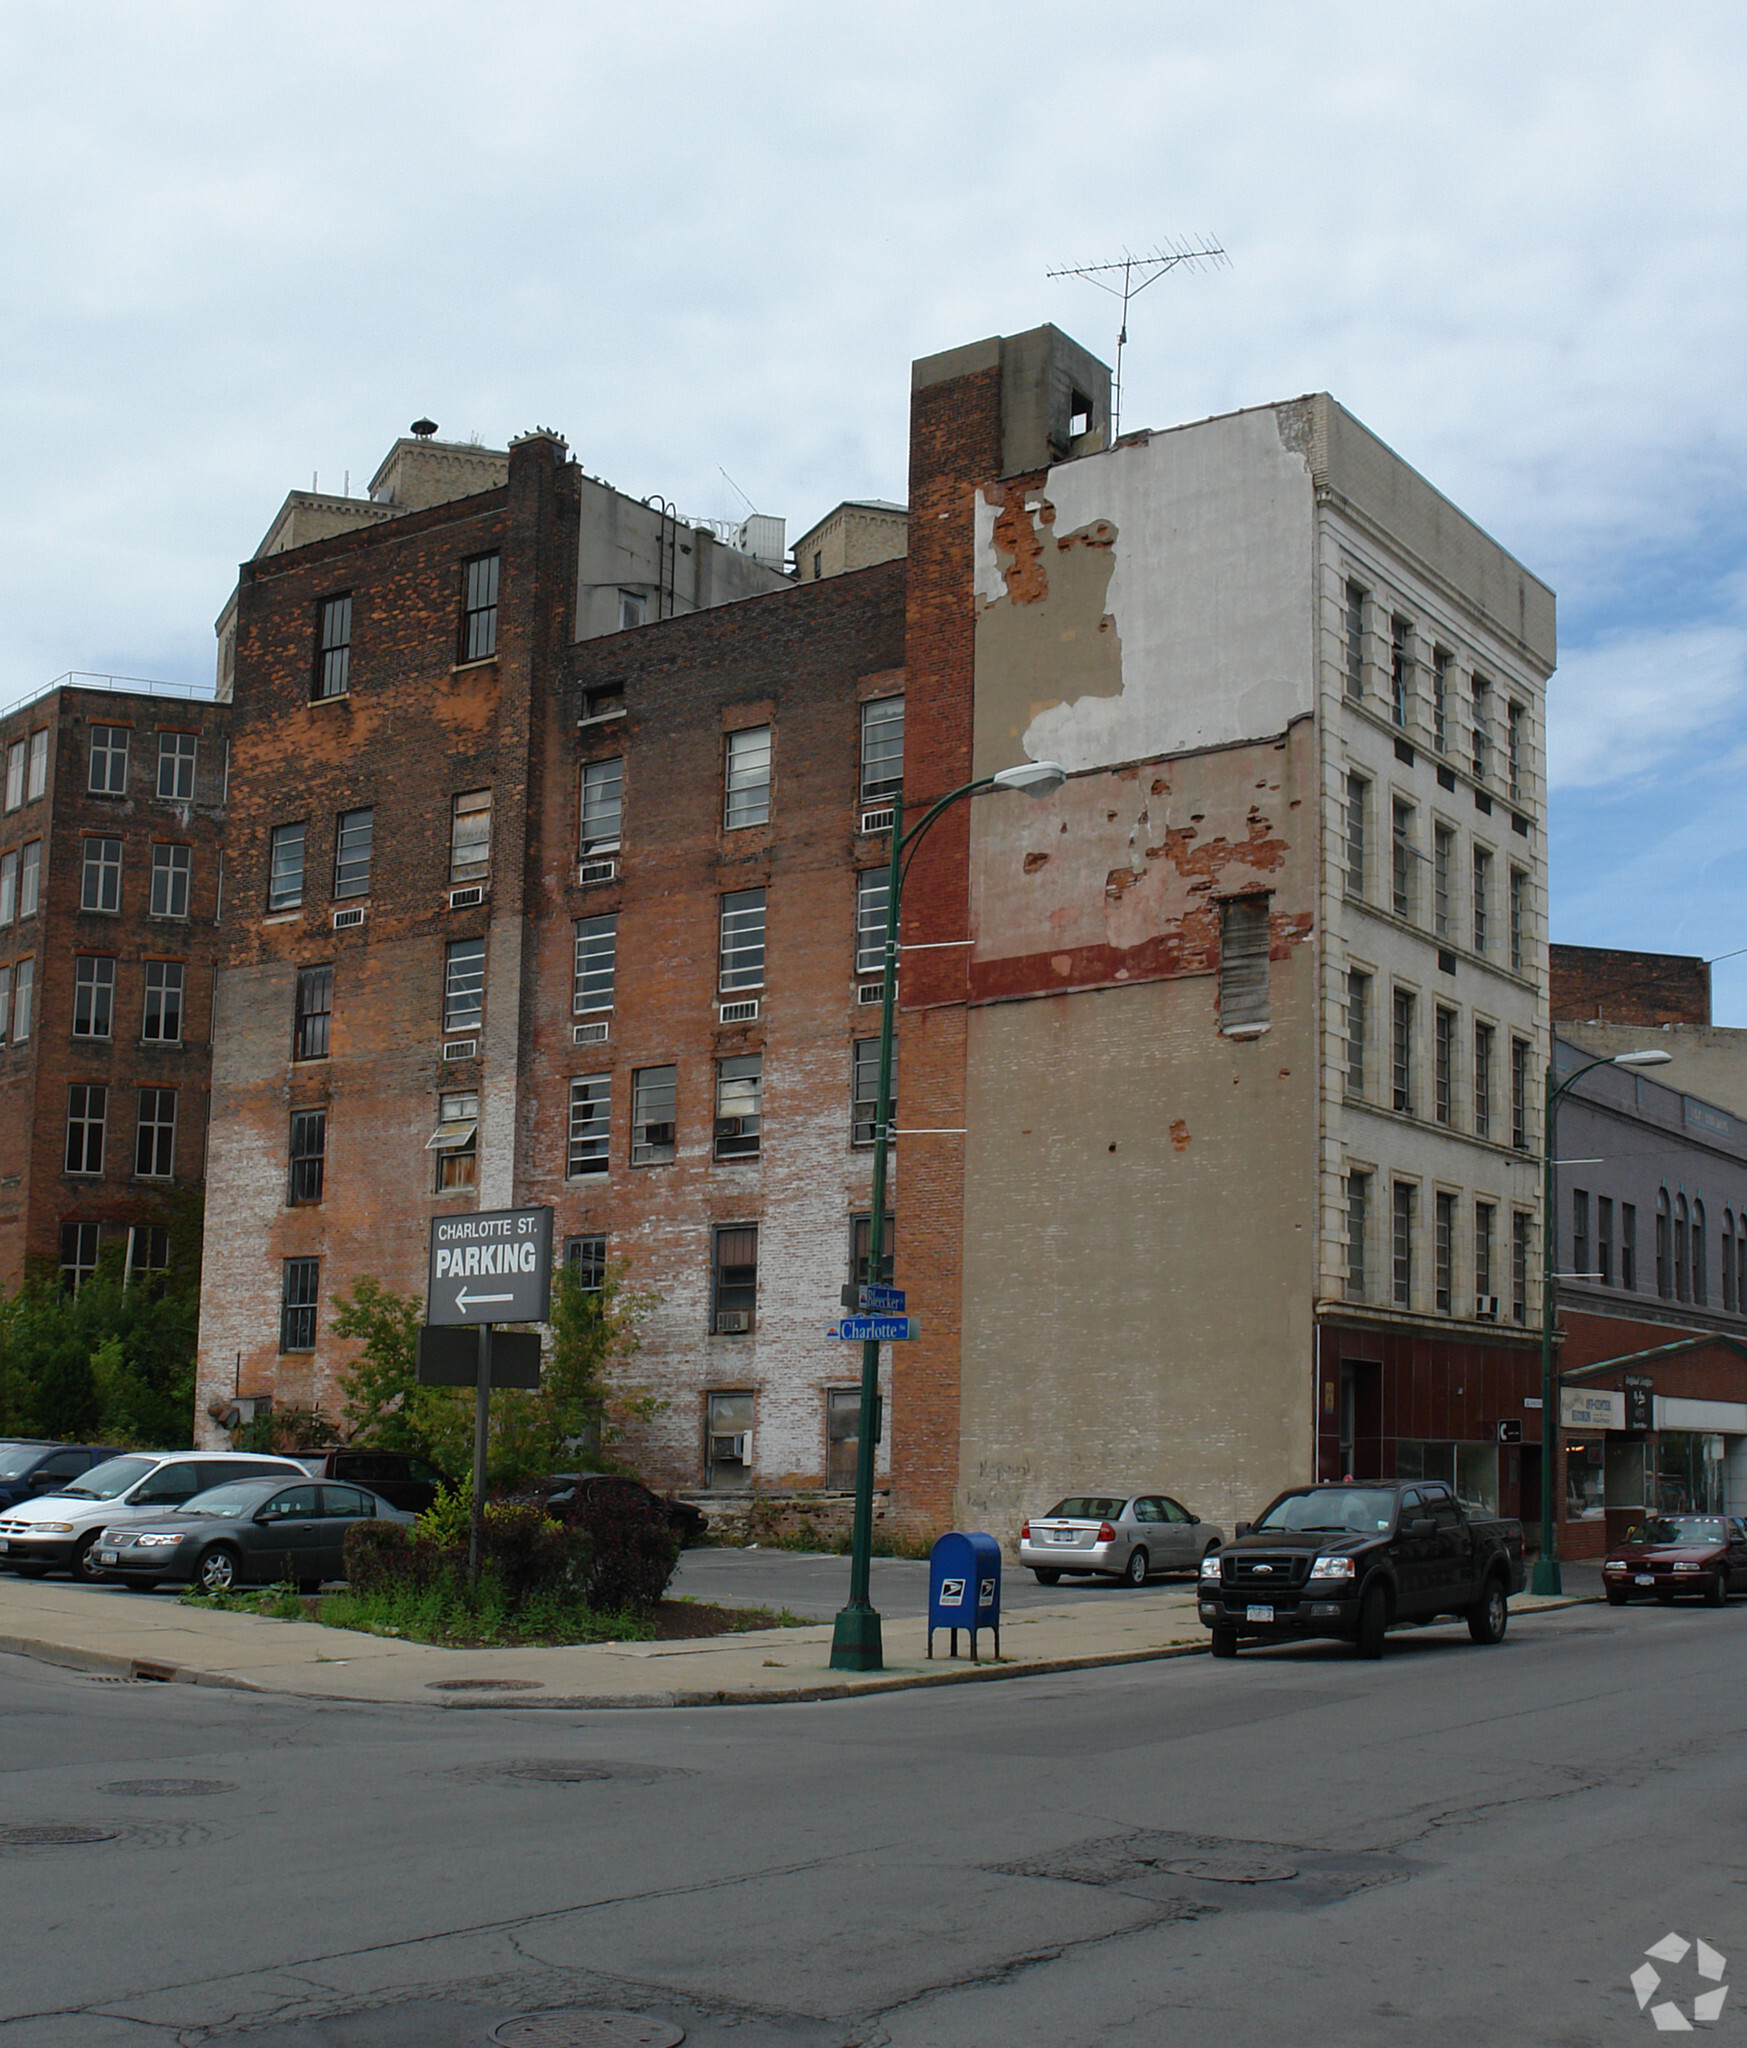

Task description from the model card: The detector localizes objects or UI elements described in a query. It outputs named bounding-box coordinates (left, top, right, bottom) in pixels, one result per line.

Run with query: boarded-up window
left=1218, top=896, right=1270, bottom=1033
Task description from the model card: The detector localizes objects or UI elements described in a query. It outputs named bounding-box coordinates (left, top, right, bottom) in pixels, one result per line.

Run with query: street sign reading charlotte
left=427, top=1206, right=554, bottom=1326
left=829, top=1315, right=920, bottom=1342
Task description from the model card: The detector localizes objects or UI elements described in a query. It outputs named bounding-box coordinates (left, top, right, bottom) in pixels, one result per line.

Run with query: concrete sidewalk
left=0, top=1575, right=1590, bottom=1709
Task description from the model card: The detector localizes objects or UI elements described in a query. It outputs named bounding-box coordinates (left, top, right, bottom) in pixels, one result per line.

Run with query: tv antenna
left=1047, top=235, right=1229, bottom=438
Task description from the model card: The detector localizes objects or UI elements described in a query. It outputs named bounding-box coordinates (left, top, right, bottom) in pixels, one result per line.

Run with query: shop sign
left=1561, top=1387, right=1624, bottom=1431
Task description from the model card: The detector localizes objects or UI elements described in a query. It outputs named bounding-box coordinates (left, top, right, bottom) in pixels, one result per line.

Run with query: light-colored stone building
left=792, top=500, right=908, bottom=584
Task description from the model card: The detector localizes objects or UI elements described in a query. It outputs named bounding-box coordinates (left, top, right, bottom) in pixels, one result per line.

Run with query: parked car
left=0, top=1441, right=121, bottom=1511
left=0, top=1451, right=309, bottom=1581
left=1603, top=1516, right=1747, bottom=1606
left=1018, top=1493, right=1225, bottom=1586
left=93, top=1476, right=413, bottom=1592
left=288, top=1448, right=451, bottom=1515
left=539, top=1473, right=709, bottom=1546
left=1198, top=1480, right=1526, bottom=1659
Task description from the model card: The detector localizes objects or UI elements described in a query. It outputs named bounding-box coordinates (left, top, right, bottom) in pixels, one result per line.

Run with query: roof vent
left=411, top=418, right=438, bottom=439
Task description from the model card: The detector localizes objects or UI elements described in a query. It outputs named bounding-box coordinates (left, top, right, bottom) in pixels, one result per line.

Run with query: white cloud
left=1548, top=616, right=1747, bottom=790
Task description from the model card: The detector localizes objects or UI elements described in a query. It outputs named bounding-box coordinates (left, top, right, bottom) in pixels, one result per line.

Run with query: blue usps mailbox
left=927, top=1530, right=1002, bottom=1664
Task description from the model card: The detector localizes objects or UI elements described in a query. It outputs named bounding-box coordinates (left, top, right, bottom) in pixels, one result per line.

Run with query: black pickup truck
left=1197, top=1480, right=1526, bottom=1659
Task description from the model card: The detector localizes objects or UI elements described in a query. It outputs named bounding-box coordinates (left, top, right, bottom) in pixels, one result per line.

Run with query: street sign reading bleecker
left=427, top=1206, right=554, bottom=1326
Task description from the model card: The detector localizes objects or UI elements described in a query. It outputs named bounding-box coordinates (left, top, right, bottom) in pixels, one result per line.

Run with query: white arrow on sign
left=455, top=1287, right=517, bottom=1313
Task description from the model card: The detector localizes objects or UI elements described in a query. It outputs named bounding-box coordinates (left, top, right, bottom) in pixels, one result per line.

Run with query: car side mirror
left=1233, top=1522, right=1251, bottom=1539
left=1408, top=1516, right=1436, bottom=1539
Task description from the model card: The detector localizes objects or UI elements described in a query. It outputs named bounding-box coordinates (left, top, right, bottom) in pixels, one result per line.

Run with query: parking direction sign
left=427, top=1206, right=554, bottom=1326
left=828, top=1315, right=920, bottom=1342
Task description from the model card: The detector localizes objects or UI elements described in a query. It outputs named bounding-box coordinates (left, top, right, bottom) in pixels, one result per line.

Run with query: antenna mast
left=1047, top=235, right=1229, bottom=439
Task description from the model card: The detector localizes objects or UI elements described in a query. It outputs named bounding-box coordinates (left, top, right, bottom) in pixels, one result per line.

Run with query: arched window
left=1693, top=1199, right=1708, bottom=1306
left=1675, top=1194, right=1690, bottom=1303
left=1656, top=1189, right=1673, bottom=1299
left=1724, top=1211, right=1736, bottom=1314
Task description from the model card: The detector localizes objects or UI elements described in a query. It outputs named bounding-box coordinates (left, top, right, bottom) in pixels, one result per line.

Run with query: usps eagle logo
left=1631, top=1933, right=1728, bottom=2030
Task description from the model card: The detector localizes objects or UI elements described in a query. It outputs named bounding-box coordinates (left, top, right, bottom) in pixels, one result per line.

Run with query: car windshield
left=60, top=1455, right=159, bottom=1501
left=179, top=1481, right=279, bottom=1517
left=1045, top=1497, right=1127, bottom=1521
left=0, top=1444, right=53, bottom=1480
left=1638, top=1516, right=1726, bottom=1546
left=1254, top=1489, right=1398, bottom=1534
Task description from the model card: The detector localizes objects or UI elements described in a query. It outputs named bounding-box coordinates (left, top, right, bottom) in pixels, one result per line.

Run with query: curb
left=0, top=1633, right=266, bottom=1692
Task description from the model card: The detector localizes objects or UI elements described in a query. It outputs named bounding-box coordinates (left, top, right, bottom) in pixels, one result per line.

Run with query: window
left=1476, top=1201, right=1495, bottom=1302
left=1598, top=1196, right=1615, bottom=1289
left=715, top=1054, right=762, bottom=1160
left=60, top=1221, right=100, bottom=1293
left=1434, top=1006, right=1456, bottom=1125
left=1435, top=1191, right=1455, bottom=1313
left=1656, top=1189, right=1673, bottom=1298
left=852, top=1036, right=894, bottom=1145
left=450, top=791, right=491, bottom=885
left=827, top=1388, right=863, bottom=1488
left=1391, top=800, right=1416, bottom=921
left=429, top=1091, right=478, bottom=1192
left=0, top=962, right=9, bottom=1044
left=1392, top=1181, right=1415, bottom=1306
left=1391, top=988, right=1415, bottom=1114
left=316, top=595, right=352, bottom=698
left=724, top=726, right=771, bottom=830
left=1510, top=1037, right=1531, bottom=1151
left=567, top=1074, right=611, bottom=1177
left=851, top=1212, right=897, bottom=1287
left=288, top=1109, right=326, bottom=1204
left=1472, top=846, right=1492, bottom=954
left=579, top=757, right=623, bottom=854
left=1471, top=677, right=1492, bottom=781
left=1724, top=1211, right=1735, bottom=1313
left=157, top=732, right=197, bottom=800
left=1343, top=582, right=1366, bottom=701
left=11, top=956, right=32, bottom=1040
left=1346, top=970, right=1369, bottom=1095
left=281, top=1258, right=319, bottom=1351
left=1390, top=617, right=1412, bottom=726
left=443, top=938, right=484, bottom=1033
left=713, top=1224, right=757, bottom=1333
left=855, top=870, right=891, bottom=980
left=135, top=1225, right=171, bottom=1275
left=631, top=1065, right=677, bottom=1165
left=89, top=725, right=129, bottom=795
left=460, top=553, right=499, bottom=662
left=1433, top=825, right=1454, bottom=940
left=1432, top=648, right=1451, bottom=753
left=268, top=822, right=306, bottom=911
left=719, top=888, right=766, bottom=991
left=3, top=740, right=21, bottom=809
left=150, top=843, right=192, bottom=918
left=1622, top=1201, right=1638, bottom=1291
left=1573, top=1189, right=1590, bottom=1280
left=65, top=1084, right=107, bottom=1174
left=1345, top=773, right=1369, bottom=894
left=1346, top=1171, right=1370, bottom=1300
left=135, top=1089, right=176, bottom=1178
left=572, top=914, right=616, bottom=1012
left=1507, top=701, right=1525, bottom=800
left=1694, top=1200, right=1708, bottom=1306
left=294, top=963, right=333, bottom=1060
left=1474, top=1022, right=1494, bottom=1140
left=142, top=961, right=184, bottom=1043
left=18, top=840, right=38, bottom=917
left=333, top=809, right=372, bottom=900
left=27, top=729, right=48, bottom=801
left=1217, top=894, right=1271, bottom=1032
left=566, top=1234, right=607, bottom=1288
left=0, top=849, right=13, bottom=924
left=1509, top=868, right=1528, bottom=974
left=617, top=589, right=646, bottom=632
left=579, top=681, right=625, bottom=724
left=861, top=697, right=904, bottom=802
left=73, top=956, right=116, bottom=1038
left=81, top=836, right=122, bottom=912
left=1511, top=1211, right=1531, bottom=1324
left=1675, top=1194, right=1691, bottom=1303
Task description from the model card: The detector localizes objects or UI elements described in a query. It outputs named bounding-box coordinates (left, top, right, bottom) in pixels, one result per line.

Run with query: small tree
left=332, top=1277, right=440, bottom=1452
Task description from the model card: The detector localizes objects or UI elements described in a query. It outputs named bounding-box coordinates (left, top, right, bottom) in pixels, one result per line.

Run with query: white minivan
left=0, top=1451, right=308, bottom=1582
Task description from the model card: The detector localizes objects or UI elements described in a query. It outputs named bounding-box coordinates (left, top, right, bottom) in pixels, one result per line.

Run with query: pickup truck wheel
left=1605, top=1586, right=1629, bottom=1606
left=1123, top=1548, right=1150, bottom=1588
left=1467, top=1578, right=1509, bottom=1645
left=1354, top=1584, right=1389, bottom=1659
left=1209, top=1625, right=1238, bottom=1658
left=1032, top=1568, right=1061, bottom=1586
left=1704, top=1568, right=1728, bottom=1607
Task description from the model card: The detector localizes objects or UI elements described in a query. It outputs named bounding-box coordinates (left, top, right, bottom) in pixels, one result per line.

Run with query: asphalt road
left=0, top=1580, right=1738, bottom=2048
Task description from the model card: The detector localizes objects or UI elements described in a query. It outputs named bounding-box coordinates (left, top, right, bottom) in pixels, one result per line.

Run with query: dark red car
left=1603, top=1516, right=1747, bottom=1606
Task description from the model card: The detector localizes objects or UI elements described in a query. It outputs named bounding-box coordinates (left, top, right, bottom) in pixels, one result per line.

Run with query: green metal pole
left=1533, top=1071, right=1562, bottom=1595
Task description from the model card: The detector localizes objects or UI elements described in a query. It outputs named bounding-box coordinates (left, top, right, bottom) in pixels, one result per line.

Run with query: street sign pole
left=470, top=1322, right=492, bottom=1587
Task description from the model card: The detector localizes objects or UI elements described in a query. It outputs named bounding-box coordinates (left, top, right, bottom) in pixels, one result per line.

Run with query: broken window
left=567, top=1074, right=610, bottom=1178
left=566, top=1234, right=607, bottom=1288
left=450, top=791, right=492, bottom=886
left=429, top=1091, right=478, bottom=1193
left=1218, top=896, right=1270, bottom=1033
left=706, top=1389, right=753, bottom=1485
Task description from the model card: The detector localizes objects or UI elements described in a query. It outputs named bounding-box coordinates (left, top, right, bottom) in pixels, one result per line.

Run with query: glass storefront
left=1396, top=1439, right=1499, bottom=1514
left=1563, top=1434, right=1606, bottom=1521
left=1657, top=1431, right=1727, bottom=1514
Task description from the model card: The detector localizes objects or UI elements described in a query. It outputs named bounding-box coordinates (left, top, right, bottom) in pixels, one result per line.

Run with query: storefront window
left=1563, top=1435, right=1606, bottom=1520
left=1395, top=1439, right=1499, bottom=1515
left=1657, top=1431, right=1726, bottom=1514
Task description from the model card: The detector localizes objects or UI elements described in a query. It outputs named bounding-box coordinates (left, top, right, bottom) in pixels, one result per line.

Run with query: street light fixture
left=829, top=758, right=1069, bottom=1673
left=1532, top=1045, right=1674, bottom=1594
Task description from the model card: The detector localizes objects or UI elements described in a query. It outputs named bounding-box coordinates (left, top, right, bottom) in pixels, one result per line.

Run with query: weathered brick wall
left=1551, top=943, right=1710, bottom=1027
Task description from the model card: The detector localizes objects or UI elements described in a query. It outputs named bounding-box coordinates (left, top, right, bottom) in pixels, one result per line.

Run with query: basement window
left=1218, top=895, right=1270, bottom=1035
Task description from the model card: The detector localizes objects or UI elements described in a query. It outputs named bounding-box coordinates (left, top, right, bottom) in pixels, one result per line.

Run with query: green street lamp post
left=1532, top=1044, right=1673, bottom=1595
left=829, top=758, right=1067, bottom=1673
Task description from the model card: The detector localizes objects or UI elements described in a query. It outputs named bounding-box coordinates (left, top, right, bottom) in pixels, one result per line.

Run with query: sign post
left=424, top=1206, right=553, bottom=1583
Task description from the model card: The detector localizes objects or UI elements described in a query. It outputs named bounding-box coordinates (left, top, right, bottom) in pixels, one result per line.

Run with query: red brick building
left=0, top=678, right=229, bottom=1295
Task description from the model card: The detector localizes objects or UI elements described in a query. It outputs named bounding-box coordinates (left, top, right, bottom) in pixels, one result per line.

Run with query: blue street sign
left=828, top=1315, right=921, bottom=1342
left=859, top=1283, right=906, bottom=1313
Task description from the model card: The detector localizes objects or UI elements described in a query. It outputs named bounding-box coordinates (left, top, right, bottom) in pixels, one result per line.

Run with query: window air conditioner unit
left=710, top=1431, right=749, bottom=1458
left=448, top=885, right=485, bottom=909
left=713, top=1314, right=750, bottom=1337
left=856, top=982, right=884, bottom=1006
left=573, top=1019, right=609, bottom=1046
left=714, top=1117, right=744, bottom=1139
left=860, top=807, right=895, bottom=835
left=1475, top=1294, right=1500, bottom=1321
left=331, top=905, right=365, bottom=930
left=442, top=1038, right=478, bottom=1061
left=642, top=1122, right=675, bottom=1147
left=577, top=857, right=618, bottom=885
left=718, top=997, right=759, bottom=1024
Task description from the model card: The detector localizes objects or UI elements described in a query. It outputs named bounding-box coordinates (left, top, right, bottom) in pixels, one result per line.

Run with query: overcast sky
left=5, top=4, right=1744, bottom=1014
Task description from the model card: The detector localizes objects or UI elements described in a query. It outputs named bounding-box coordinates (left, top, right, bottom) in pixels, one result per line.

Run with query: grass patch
left=179, top=1583, right=311, bottom=1621
left=745, top=1524, right=935, bottom=1560
left=316, top=1581, right=655, bottom=1648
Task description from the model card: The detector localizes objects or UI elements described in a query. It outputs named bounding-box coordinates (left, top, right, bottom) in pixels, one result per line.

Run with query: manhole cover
left=427, top=1677, right=545, bottom=1692
left=492, top=2014, right=685, bottom=2047
left=0, top=1825, right=120, bottom=1847
left=1150, top=1855, right=1299, bottom=1884
left=480, top=1760, right=694, bottom=1785
left=99, top=1779, right=238, bottom=1797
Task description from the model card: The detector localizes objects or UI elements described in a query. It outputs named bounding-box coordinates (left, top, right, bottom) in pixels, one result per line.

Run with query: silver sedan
left=1018, top=1493, right=1225, bottom=1587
